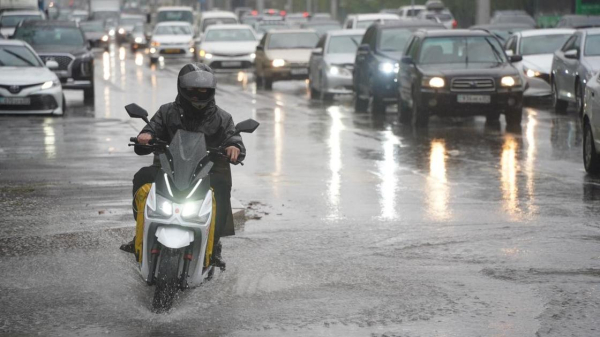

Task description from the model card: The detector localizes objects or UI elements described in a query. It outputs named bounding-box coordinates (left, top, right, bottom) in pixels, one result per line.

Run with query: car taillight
left=251, top=10, right=257, bottom=16
left=452, top=20, right=458, bottom=28
left=303, top=12, right=309, bottom=17
left=280, top=10, right=286, bottom=16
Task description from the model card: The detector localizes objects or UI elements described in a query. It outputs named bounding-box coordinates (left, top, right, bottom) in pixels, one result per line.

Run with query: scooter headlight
left=181, top=200, right=202, bottom=219
left=147, top=194, right=172, bottom=218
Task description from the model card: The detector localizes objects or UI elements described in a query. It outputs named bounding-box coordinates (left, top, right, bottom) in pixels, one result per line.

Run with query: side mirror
left=235, top=119, right=260, bottom=134
left=125, top=103, right=149, bottom=120
left=505, top=49, right=514, bottom=56
left=401, top=56, right=413, bottom=64
left=312, top=47, right=323, bottom=55
left=509, top=55, right=522, bottom=62
left=256, top=45, right=264, bottom=51
left=358, top=44, right=370, bottom=53
left=565, top=49, right=578, bottom=59
left=46, top=60, right=59, bottom=70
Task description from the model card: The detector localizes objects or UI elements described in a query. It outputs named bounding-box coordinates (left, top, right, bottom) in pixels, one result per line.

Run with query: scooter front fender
left=155, top=226, right=195, bottom=249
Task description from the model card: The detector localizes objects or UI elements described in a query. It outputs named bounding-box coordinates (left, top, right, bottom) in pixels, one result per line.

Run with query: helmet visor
left=182, top=88, right=214, bottom=102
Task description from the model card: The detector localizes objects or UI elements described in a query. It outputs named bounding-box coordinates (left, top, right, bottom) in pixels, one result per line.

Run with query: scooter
left=125, top=103, right=259, bottom=312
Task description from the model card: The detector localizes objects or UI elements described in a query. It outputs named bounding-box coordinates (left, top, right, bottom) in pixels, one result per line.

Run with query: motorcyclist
left=120, top=63, right=245, bottom=269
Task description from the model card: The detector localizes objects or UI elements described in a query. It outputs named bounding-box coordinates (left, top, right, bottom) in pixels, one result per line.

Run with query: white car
left=397, top=5, right=426, bottom=18
left=342, top=13, right=400, bottom=30
left=504, top=29, right=575, bottom=97
left=197, top=11, right=238, bottom=36
left=0, top=10, right=45, bottom=37
left=197, top=24, right=258, bottom=71
left=149, top=22, right=195, bottom=64
left=583, top=72, right=600, bottom=173
left=0, top=40, right=64, bottom=115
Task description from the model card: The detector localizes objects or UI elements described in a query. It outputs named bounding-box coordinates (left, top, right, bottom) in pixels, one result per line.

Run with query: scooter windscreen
left=159, top=130, right=213, bottom=192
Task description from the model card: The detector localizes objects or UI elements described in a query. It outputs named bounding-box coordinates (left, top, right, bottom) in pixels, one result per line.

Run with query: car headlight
left=524, top=66, right=542, bottom=78
left=250, top=53, right=256, bottom=60
left=150, top=41, right=160, bottom=47
left=150, top=47, right=156, bottom=54
left=501, top=76, right=521, bottom=87
left=272, top=59, right=285, bottom=67
left=101, top=35, right=109, bottom=42
left=118, top=28, right=125, bottom=35
left=328, top=65, right=351, bottom=76
left=41, top=79, right=60, bottom=90
left=421, top=76, right=445, bottom=88
left=329, top=65, right=340, bottom=75
left=147, top=194, right=173, bottom=218
left=134, top=37, right=143, bottom=43
left=109, top=29, right=115, bottom=36
left=378, top=62, right=399, bottom=74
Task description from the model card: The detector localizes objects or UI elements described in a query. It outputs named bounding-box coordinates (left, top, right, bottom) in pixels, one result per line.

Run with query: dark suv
left=353, top=20, right=444, bottom=114
left=13, top=20, right=95, bottom=103
left=397, top=30, right=524, bottom=127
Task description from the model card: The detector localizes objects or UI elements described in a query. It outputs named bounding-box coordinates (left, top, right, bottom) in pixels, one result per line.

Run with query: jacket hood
left=266, top=49, right=312, bottom=63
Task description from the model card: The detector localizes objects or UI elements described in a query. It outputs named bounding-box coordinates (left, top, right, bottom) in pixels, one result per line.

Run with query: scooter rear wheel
left=152, top=248, right=181, bottom=313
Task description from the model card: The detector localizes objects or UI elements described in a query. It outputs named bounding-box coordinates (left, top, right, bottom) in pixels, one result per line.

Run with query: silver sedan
left=583, top=72, right=600, bottom=173
left=308, top=29, right=365, bottom=100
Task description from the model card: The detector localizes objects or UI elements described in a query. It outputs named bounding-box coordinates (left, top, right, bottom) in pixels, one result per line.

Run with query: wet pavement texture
left=1, top=45, right=600, bottom=336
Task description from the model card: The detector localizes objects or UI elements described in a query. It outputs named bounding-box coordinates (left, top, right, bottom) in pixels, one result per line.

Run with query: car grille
left=0, top=83, right=43, bottom=94
left=39, top=55, right=74, bottom=71
left=451, top=77, right=495, bottom=92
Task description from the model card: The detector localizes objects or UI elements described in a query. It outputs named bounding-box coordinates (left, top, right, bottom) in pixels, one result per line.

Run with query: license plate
left=222, top=61, right=242, bottom=67
left=291, top=68, right=308, bottom=75
left=0, top=97, right=31, bottom=105
left=164, top=49, right=181, bottom=54
left=457, top=95, right=491, bottom=104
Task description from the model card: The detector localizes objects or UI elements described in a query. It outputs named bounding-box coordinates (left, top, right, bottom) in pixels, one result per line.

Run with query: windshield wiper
left=484, top=37, right=504, bottom=63
left=0, top=48, right=35, bottom=66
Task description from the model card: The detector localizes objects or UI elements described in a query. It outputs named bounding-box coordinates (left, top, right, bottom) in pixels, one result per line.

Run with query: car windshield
left=92, top=11, right=119, bottom=21
left=327, top=35, right=362, bottom=54
left=356, top=19, right=389, bottom=28
left=419, top=36, right=507, bottom=64
left=132, top=25, right=144, bottom=33
left=520, top=34, right=572, bottom=55
left=121, top=18, right=144, bottom=26
left=268, top=32, right=318, bottom=49
left=14, top=26, right=85, bottom=47
left=585, top=35, right=600, bottom=56
left=155, top=25, right=191, bottom=35
left=488, top=28, right=528, bottom=41
left=202, top=18, right=237, bottom=31
left=256, top=23, right=288, bottom=33
left=80, top=22, right=104, bottom=32
left=378, top=28, right=414, bottom=52
left=405, top=8, right=422, bottom=16
left=205, top=29, right=255, bottom=41
left=1, top=14, right=43, bottom=27
left=0, top=45, right=41, bottom=67
left=157, top=11, right=193, bottom=24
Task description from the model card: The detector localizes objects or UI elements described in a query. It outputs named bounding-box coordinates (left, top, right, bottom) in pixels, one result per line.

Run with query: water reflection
left=377, top=129, right=400, bottom=220
left=273, top=107, right=284, bottom=198
left=135, top=52, right=144, bottom=66
left=104, top=86, right=111, bottom=118
left=118, top=47, right=126, bottom=61
left=500, top=135, right=520, bottom=216
left=426, top=140, right=450, bottom=221
left=327, top=106, right=344, bottom=218
left=102, top=51, right=110, bottom=80
left=525, top=112, right=538, bottom=213
left=43, top=119, right=56, bottom=159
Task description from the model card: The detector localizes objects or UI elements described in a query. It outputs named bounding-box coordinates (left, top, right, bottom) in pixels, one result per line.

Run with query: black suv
left=13, top=20, right=95, bottom=103
left=353, top=20, right=444, bottom=114
left=397, top=30, right=524, bottom=127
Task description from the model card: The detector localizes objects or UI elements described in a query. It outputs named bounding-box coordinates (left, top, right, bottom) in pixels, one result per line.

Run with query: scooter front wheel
left=152, top=248, right=181, bottom=313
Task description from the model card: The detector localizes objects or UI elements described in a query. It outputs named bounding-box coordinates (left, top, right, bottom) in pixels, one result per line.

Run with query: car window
left=205, top=29, right=255, bottom=41
left=520, top=34, right=572, bottom=55
left=0, top=45, right=42, bottom=67
left=13, top=26, right=85, bottom=46
left=561, top=35, right=575, bottom=51
left=361, top=26, right=374, bottom=46
left=157, top=11, right=193, bottom=25
left=409, top=37, right=421, bottom=59
left=327, top=35, right=361, bottom=54
left=378, top=27, right=432, bottom=52
left=0, top=14, right=43, bottom=27
left=155, top=25, right=192, bottom=35
left=201, top=18, right=237, bottom=32
left=418, top=36, right=507, bottom=64
left=267, top=32, right=318, bottom=49
left=585, top=34, right=600, bottom=56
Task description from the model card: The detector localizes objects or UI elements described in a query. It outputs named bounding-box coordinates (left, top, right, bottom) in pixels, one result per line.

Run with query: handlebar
left=130, top=137, right=138, bottom=143
left=129, top=139, right=243, bottom=165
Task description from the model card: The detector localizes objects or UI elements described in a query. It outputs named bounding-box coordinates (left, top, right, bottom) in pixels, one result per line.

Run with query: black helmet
left=177, top=63, right=217, bottom=109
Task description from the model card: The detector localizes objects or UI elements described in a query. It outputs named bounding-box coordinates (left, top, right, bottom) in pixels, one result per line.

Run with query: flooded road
left=1, top=45, right=599, bottom=336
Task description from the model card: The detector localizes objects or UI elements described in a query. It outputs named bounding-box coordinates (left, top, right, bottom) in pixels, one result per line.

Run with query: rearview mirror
left=125, top=103, right=149, bottom=119
left=46, top=60, right=59, bottom=70
left=565, top=49, right=578, bottom=59
left=235, top=119, right=260, bottom=134
left=509, top=55, right=522, bottom=62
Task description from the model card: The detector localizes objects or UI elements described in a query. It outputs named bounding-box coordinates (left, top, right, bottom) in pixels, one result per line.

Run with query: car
left=582, top=72, right=600, bottom=173
left=234, top=7, right=253, bottom=20
left=397, top=30, right=524, bottom=127
left=240, top=13, right=263, bottom=25
left=397, top=5, right=426, bottom=18
left=197, top=24, right=258, bottom=71
left=12, top=20, right=95, bottom=103
left=469, top=23, right=533, bottom=42
left=490, top=10, right=536, bottom=27
left=308, top=29, right=365, bottom=100
left=130, top=23, right=148, bottom=51
left=504, top=29, right=575, bottom=97
left=555, top=15, right=600, bottom=29
left=299, top=20, right=341, bottom=37
left=551, top=28, right=600, bottom=115
left=416, top=10, right=457, bottom=29
left=80, top=20, right=110, bottom=50
left=117, top=13, right=146, bottom=44
left=285, top=12, right=310, bottom=26
left=149, top=22, right=195, bottom=64
left=69, top=9, right=89, bottom=22
left=254, top=29, right=320, bottom=90
left=0, top=10, right=45, bottom=37
left=342, top=13, right=400, bottom=30
left=252, top=20, right=290, bottom=40
left=353, top=20, right=445, bottom=113
left=0, top=39, right=64, bottom=115
left=198, top=11, right=238, bottom=36
left=156, top=6, right=195, bottom=26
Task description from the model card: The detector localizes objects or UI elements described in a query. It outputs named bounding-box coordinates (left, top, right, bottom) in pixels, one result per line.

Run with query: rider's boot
left=120, top=237, right=136, bottom=254
left=212, top=241, right=226, bottom=271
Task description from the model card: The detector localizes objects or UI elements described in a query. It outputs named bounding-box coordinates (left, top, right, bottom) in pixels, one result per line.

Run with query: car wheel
left=354, top=92, right=368, bottom=112
left=505, top=106, right=523, bottom=127
left=553, top=80, right=568, bottom=114
left=412, top=92, right=429, bottom=128
left=576, top=81, right=584, bottom=117
left=584, top=122, right=600, bottom=174
left=83, top=85, right=94, bottom=105
left=371, top=94, right=386, bottom=114
left=398, top=93, right=411, bottom=124
left=264, top=77, right=273, bottom=90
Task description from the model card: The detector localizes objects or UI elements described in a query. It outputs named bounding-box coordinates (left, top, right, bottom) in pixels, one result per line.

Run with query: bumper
left=418, top=89, right=523, bottom=116
left=524, top=76, right=552, bottom=97
left=202, top=55, right=255, bottom=71
left=323, top=73, right=353, bottom=94
left=150, top=46, right=194, bottom=59
left=0, top=85, right=64, bottom=115
left=265, top=66, right=309, bottom=81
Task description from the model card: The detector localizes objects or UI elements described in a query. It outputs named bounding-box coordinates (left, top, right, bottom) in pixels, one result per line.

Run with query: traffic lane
left=1, top=46, right=599, bottom=336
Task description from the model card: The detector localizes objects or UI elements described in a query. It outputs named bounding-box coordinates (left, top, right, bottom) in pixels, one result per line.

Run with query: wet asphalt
left=1, top=44, right=600, bottom=336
